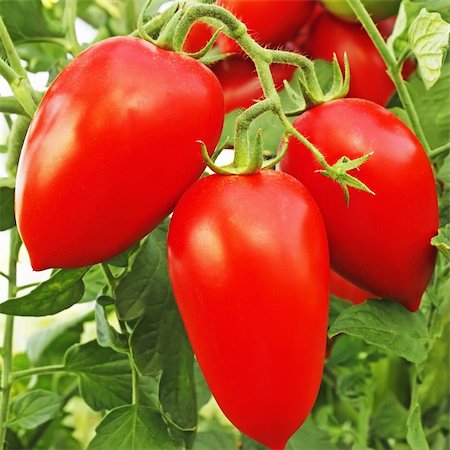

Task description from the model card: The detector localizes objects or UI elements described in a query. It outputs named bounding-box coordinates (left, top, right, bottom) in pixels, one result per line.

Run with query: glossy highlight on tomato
left=306, top=12, right=413, bottom=105
left=168, top=170, right=329, bottom=449
left=217, top=0, right=315, bottom=53
left=15, top=36, right=224, bottom=270
left=281, top=99, right=439, bottom=311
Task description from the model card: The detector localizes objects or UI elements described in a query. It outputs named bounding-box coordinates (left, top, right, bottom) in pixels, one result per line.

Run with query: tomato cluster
left=14, top=1, right=439, bottom=449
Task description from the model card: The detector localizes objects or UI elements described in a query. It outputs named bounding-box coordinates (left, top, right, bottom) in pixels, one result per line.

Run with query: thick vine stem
left=346, top=0, right=431, bottom=154
left=63, top=0, right=82, bottom=55
left=0, top=229, right=20, bottom=450
left=0, top=17, right=37, bottom=117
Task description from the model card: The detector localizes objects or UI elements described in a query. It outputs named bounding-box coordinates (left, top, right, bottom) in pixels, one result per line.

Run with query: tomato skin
left=321, top=0, right=400, bottom=23
left=280, top=99, right=438, bottom=312
left=306, top=13, right=409, bottom=105
left=217, top=0, right=315, bottom=53
left=15, top=36, right=224, bottom=270
left=168, top=170, right=329, bottom=449
left=212, top=56, right=296, bottom=113
left=329, top=270, right=374, bottom=304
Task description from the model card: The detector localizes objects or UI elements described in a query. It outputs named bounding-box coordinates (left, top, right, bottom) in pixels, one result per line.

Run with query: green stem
left=0, top=229, right=19, bottom=450
left=346, top=0, right=431, bottom=154
left=10, top=365, right=67, bottom=383
left=130, top=356, right=139, bottom=405
left=63, top=0, right=82, bottom=55
left=429, top=142, right=450, bottom=159
left=0, top=96, right=26, bottom=115
left=124, top=0, right=138, bottom=33
left=101, top=263, right=118, bottom=291
left=0, top=16, right=28, bottom=79
left=0, top=271, right=11, bottom=282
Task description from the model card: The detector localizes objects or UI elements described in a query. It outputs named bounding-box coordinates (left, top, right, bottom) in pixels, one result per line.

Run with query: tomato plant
left=168, top=170, right=329, bottom=449
left=306, top=12, right=414, bottom=105
left=15, top=36, right=224, bottom=270
left=217, top=0, right=315, bottom=53
left=321, top=0, right=400, bottom=22
left=280, top=98, right=439, bottom=311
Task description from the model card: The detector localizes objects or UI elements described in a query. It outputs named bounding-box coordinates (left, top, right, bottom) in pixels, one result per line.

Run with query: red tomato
left=217, top=0, right=315, bottom=53
left=306, top=12, right=413, bottom=105
left=168, top=170, right=329, bottom=449
left=329, top=270, right=374, bottom=304
left=280, top=99, right=438, bottom=312
left=15, top=36, right=224, bottom=270
left=213, top=56, right=296, bottom=113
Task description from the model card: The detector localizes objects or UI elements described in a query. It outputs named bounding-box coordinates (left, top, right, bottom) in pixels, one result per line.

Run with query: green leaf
left=328, top=300, right=429, bottom=363
left=116, top=225, right=170, bottom=321
left=121, top=224, right=197, bottom=434
left=95, top=301, right=128, bottom=352
left=0, top=177, right=15, bottom=231
left=27, top=313, right=89, bottom=366
left=106, top=240, right=141, bottom=267
left=33, top=418, right=82, bottom=450
left=81, top=265, right=107, bottom=302
left=0, top=0, right=64, bottom=42
left=0, top=268, right=88, bottom=316
left=407, top=59, right=450, bottom=149
left=372, top=393, right=408, bottom=439
left=407, top=402, right=430, bottom=450
left=431, top=225, right=450, bottom=259
left=17, top=42, right=68, bottom=73
left=388, top=1, right=426, bottom=57
left=9, top=390, right=61, bottom=429
left=87, top=405, right=176, bottom=450
left=64, top=341, right=132, bottom=411
left=409, top=9, right=450, bottom=89
left=194, top=362, right=211, bottom=411
left=194, top=429, right=238, bottom=450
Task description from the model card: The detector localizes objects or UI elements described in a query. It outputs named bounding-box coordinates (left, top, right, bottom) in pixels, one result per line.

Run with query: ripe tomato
left=321, top=0, right=400, bottom=23
left=212, top=56, right=296, bottom=113
left=217, top=0, right=315, bottom=53
left=168, top=170, right=329, bottom=449
left=15, top=36, right=224, bottom=270
left=280, top=99, right=438, bottom=312
left=330, top=270, right=374, bottom=304
left=306, top=12, right=413, bottom=105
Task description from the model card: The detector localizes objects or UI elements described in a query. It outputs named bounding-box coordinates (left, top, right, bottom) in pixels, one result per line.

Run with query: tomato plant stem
left=0, top=229, right=19, bottom=450
left=9, top=365, right=67, bottom=382
left=124, top=0, right=138, bottom=33
left=63, top=0, right=82, bottom=55
left=0, top=96, right=26, bottom=115
left=346, top=0, right=431, bottom=154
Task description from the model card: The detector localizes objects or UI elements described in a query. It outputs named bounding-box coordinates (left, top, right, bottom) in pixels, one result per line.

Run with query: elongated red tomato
left=306, top=13, right=413, bottom=105
left=168, top=170, right=329, bottom=450
left=15, top=37, right=224, bottom=270
left=280, top=99, right=438, bottom=311
left=217, top=0, right=315, bottom=53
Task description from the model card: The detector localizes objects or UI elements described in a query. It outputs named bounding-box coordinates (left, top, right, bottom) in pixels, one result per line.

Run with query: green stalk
left=10, top=365, right=67, bottom=383
left=0, top=97, right=26, bottom=115
left=346, top=0, right=431, bottom=153
left=0, top=229, right=19, bottom=450
left=63, top=0, right=82, bottom=55
left=0, top=17, right=37, bottom=117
